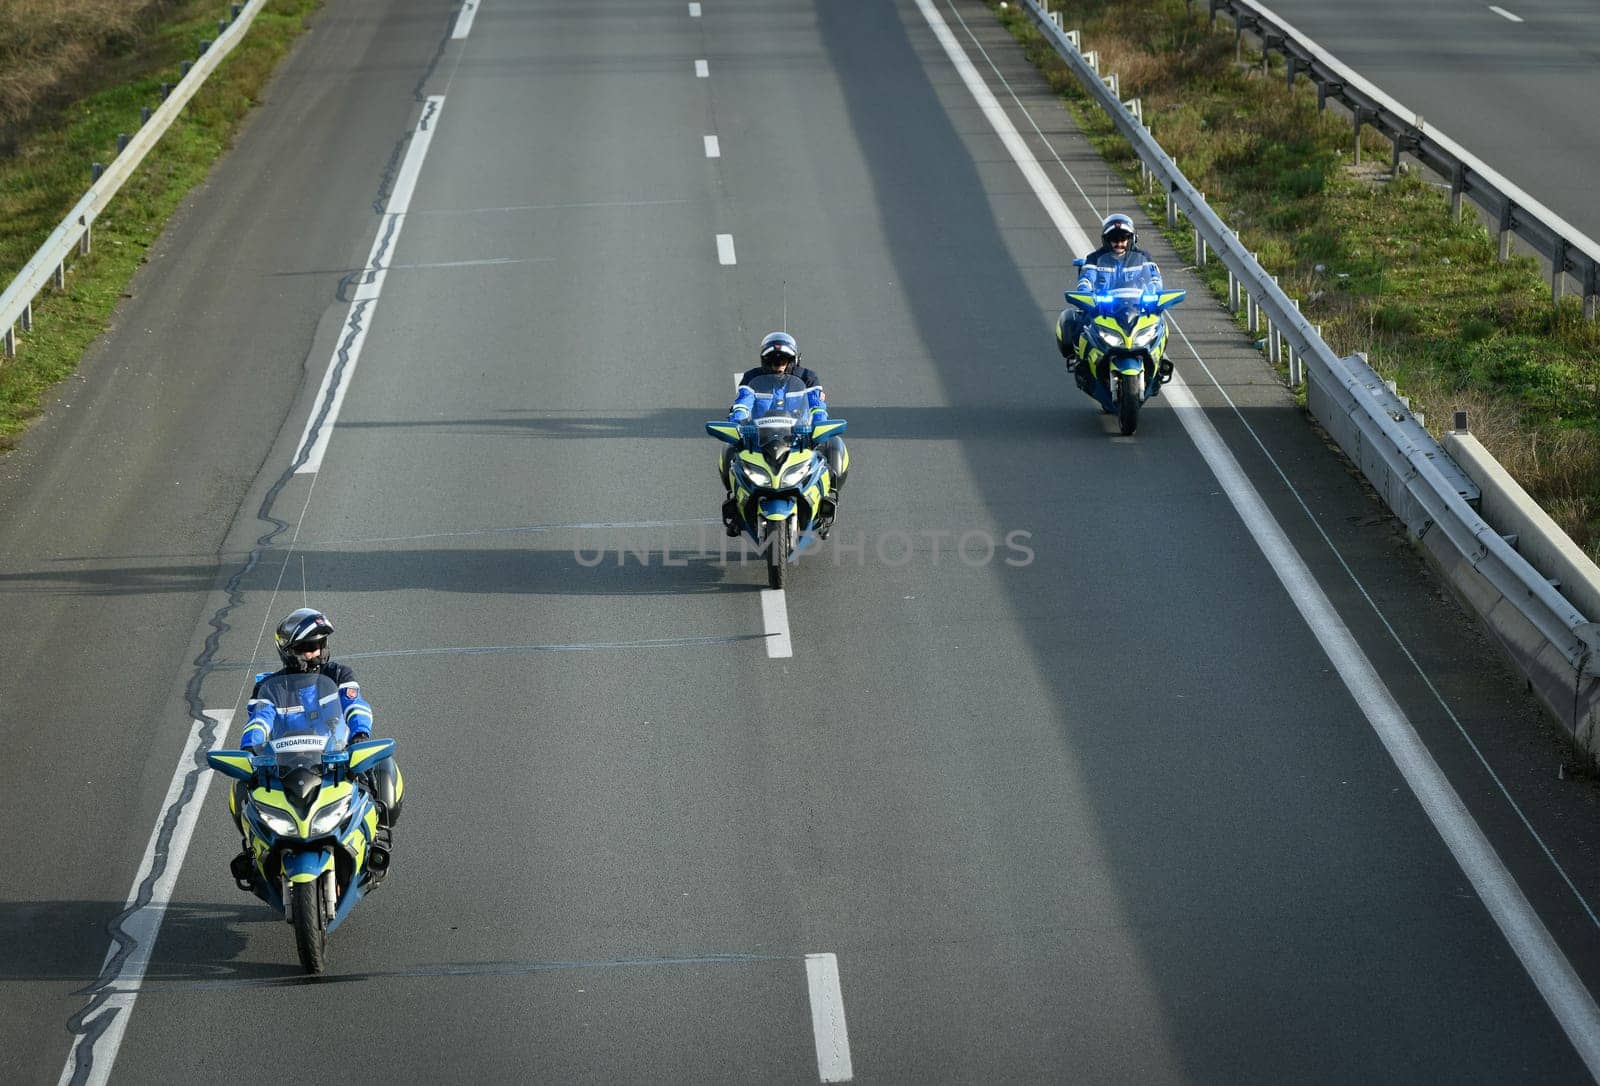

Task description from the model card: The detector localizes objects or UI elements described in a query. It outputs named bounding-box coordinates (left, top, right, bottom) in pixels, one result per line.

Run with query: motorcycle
left=206, top=671, right=402, bottom=973
left=707, top=372, right=847, bottom=589
left=1056, top=260, right=1186, bottom=435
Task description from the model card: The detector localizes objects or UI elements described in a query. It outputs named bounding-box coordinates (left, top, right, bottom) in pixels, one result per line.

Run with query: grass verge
left=990, top=0, right=1600, bottom=561
left=0, top=0, right=321, bottom=450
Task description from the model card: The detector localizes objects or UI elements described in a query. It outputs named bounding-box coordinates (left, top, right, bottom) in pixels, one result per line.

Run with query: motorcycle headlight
left=779, top=461, right=811, bottom=486
left=1096, top=327, right=1126, bottom=348
left=308, top=795, right=352, bottom=836
left=740, top=463, right=771, bottom=487
left=1132, top=323, right=1161, bottom=347
left=254, top=805, right=298, bottom=836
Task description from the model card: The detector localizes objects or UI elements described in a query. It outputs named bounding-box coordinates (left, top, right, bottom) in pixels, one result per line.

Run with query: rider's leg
left=719, top=447, right=739, bottom=536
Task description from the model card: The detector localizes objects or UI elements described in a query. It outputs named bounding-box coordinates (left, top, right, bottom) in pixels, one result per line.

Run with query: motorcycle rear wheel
left=764, top=520, right=790, bottom=589
left=1117, top=372, right=1140, bottom=435
left=291, top=880, right=328, bottom=974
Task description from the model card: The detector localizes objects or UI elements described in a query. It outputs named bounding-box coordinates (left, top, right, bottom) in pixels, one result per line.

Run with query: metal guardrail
left=1019, top=1, right=1600, bottom=701
left=1208, top=0, right=1600, bottom=319
left=0, top=0, right=270, bottom=359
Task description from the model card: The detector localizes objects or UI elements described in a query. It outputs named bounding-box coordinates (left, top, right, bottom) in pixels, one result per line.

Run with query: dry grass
left=0, top=0, right=181, bottom=147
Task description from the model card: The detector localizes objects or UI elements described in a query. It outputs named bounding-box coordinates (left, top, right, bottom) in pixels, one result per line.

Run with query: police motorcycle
left=1056, top=261, right=1186, bottom=435
left=707, top=372, right=847, bottom=589
left=206, top=671, right=402, bottom=973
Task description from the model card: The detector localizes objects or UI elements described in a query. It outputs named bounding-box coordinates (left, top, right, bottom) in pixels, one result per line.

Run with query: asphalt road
left=3, top=1, right=1600, bottom=1082
left=1251, top=0, right=1600, bottom=244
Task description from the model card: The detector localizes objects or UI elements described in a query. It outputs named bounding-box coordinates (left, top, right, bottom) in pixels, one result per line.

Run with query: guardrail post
left=218, top=19, right=229, bottom=35
left=232, top=2, right=243, bottom=17
left=199, top=39, right=213, bottom=55
left=116, top=133, right=129, bottom=154
left=1585, top=263, right=1598, bottom=320
left=53, top=263, right=65, bottom=290
left=20, top=301, right=31, bottom=332
left=1228, top=266, right=1239, bottom=311
left=3, top=325, right=13, bottom=359
left=1194, top=195, right=1207, bottom=264
left=141, top=107, right=152, bottom=126
left=1285, top=55, right=1297, bottom=88
left=1166, top=188, right=1177, bottom=228
left=1352, top=108, right=1366, bottom=165
left=1449, top=162, right=1466, bottom=222
left=1497, top=201, right=1515, bottom=262
left=161, top=83, right=172, bottom=99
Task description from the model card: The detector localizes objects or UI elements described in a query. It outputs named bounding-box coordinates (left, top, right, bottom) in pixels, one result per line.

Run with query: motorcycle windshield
left=742, top=373, right=810, bottom=448
left=253, top=672, right=348, bottom=773
left=1088, top=262, right=1160, bottom=322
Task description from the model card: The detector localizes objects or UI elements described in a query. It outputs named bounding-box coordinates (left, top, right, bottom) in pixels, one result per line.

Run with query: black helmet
left=758, top=331, right=799, bottom=369
left=275, top=607, right=333, bottom=672
left=1101, top=212, right=1136, bottom=246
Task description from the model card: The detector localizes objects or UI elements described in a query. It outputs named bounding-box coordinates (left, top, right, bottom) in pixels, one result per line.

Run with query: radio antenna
left=782, top=280, right=788, bottom=332
left=300, top=555, right=307, bottom=608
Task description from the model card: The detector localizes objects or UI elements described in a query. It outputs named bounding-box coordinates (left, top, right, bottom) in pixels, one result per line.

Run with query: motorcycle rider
left=720, top=331, right=849, bottom=538
left=231, top=608, right=402, bottom=870
left=1057, top=212, right=1164, bottom=392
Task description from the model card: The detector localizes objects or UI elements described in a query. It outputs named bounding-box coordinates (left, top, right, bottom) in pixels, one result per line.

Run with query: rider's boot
left=814, top=491, right=839, bottom=539
left=721, top=496, right=740, bottom=537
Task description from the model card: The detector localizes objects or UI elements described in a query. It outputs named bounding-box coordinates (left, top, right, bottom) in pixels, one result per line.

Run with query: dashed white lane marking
left=805, top=953, right=853, bottom=1082
left=716, top=233, right=737, bottom=265
left=912, top=0, right=1600, bottom=1071
left=295, top=96, right=445, bottom=474
left=1489, top=5, right=1524, bottom=21
left=695, top=59, right=710, bottom=78
left=452, top=0, right=478, bottom=38
left=57, top=711, right=233, bottom=1086
left=689, top=2, right=702, bottom=15
left=761, top=588, right=793, bottom=658
left=704, top=134, right=721, bottom=158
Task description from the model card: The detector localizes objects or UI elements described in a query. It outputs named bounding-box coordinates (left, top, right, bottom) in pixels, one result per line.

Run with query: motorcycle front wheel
left=291, top=880, right=328, bottom=974
left=764, top=519, right=790, bottom=589
left=1117, top=372, right=1140, bottom=435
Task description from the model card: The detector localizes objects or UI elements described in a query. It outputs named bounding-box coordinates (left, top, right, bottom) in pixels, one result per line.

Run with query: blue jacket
left=728, top=370, right=828, bottom=424
left=1076, top=246, right=1163, bottom=292
left=239, top=661, right=373, bottom=750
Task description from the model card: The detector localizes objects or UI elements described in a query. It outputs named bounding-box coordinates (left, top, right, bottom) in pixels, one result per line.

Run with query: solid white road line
left=805, top=953, right=853, bottom=1082
left=1489, top=6, right=1525, bottom=22
left=910, top=0, right=1092, bottom=255
left=761, top=588, right=793, bottom=658
left=689, top=2, right=702, bottom=16
left=912, top=0, right=1600, bottom=1071
left=705, top=134, right=721, bottom=158
left=295, top=96, right=445, bottom=475
left=57, top=711, right=233, bottom=1086
left=452, top=0, right=479, bottom=38
left=717, top=234, right=737, bottom=265
left=695, top=59, right=710, bottom=78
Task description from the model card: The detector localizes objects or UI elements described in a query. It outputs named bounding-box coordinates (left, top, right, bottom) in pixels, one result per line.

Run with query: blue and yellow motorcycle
left=707, top=373, right=847, bottom=589
left=206, top=671, right=402, bottom=973
left=1056, top=261, right=1186, bottom=435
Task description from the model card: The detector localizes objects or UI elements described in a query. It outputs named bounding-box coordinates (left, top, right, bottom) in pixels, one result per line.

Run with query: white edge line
left=761, top=589, right=793, bottom=658
left=295, top=96, right=445, bottom=474
left=805, top=953, right=853, bottom=1082
left=913, top=0, right=1600, bottom=1071
left=1489, top=6, right=1525, bottom=22
left=716, top=234, right=737, bottom=265
left=695, top=59, right=710, bottom=78
left=911, top=0, right=1091, bottom=254
left=58, top=711, right=233, bottom=1086
left=452, top=0, right=478, bottom=38
left=704, top=134, right=722, bottom=159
